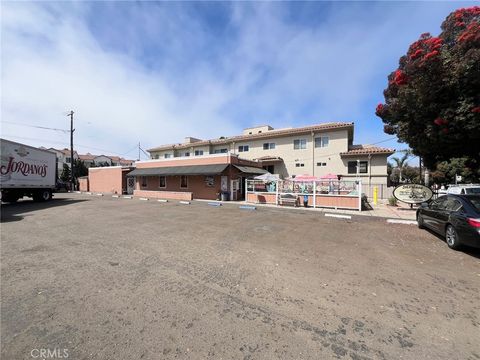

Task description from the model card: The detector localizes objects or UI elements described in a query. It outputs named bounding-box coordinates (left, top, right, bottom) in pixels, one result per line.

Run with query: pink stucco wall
left=89, top=167, right=125, bottom=194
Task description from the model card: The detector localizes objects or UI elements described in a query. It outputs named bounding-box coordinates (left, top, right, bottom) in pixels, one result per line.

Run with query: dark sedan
left=417, top=195, right=480, bottom=250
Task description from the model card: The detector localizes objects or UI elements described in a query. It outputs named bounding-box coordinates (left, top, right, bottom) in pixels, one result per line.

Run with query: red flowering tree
left=376, top=6, right=480, bottom=170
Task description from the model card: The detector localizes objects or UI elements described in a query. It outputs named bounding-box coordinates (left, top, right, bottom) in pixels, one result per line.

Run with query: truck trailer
left=0, top=138, right=57, bottom=202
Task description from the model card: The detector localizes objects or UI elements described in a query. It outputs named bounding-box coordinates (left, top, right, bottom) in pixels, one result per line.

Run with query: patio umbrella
left=254, top=173, right=280, bottom=182
left=320, top=173, right=338, bottom=179
left=290, top=174, right=320, bottom=182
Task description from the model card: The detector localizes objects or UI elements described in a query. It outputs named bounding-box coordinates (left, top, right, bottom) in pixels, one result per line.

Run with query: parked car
left=417, top=194, right=480, bottom=250
left=446, top=184, right=480, bottom=195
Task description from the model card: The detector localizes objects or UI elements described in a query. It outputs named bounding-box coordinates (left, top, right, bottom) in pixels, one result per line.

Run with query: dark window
left=295, top=163, right=305, bottom=167
left=317, top=162, right=327, bottom=167
left=214, top=148, right=228, bottom=154
left=184, top=152, right=190, bottom=157
left=238, top=145, right=249, bottom=152
left=262, top=165, right=274, bottom=173
left=347, top=161, right=368, bottom=174
left=159, top=176, right=166, bottom=188
left=314, top=137, right=329, bottom=148
left=445, top=198, right=462, bottom=212
left=263, top=143, right=276, bottom=150
left=431, top=197, right=448, bottom=210
left=294, top=139, right=307, bottom=150
left=141, top=176, right=147, bottom=187
left=180, top=175, right=188, bottom=188
left=194, top=150, right=204, bottom=156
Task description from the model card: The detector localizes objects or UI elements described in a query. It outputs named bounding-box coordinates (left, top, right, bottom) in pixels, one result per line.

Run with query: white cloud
left=1, top=2, right=472, bottom=158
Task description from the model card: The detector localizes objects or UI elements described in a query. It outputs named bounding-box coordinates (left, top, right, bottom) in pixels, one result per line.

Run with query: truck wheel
left=34, top=190, right=52, bottom=202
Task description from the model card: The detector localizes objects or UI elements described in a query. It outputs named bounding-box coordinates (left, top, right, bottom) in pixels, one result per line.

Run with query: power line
left=1, top=134, right=136, bottom=158
left=1, top=121, right=69, bottom=133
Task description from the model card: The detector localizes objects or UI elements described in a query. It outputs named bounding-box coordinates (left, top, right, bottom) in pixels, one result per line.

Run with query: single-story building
left=88, top=166, right=134, bottom=195
left=128, top=153, right=267, bottom=201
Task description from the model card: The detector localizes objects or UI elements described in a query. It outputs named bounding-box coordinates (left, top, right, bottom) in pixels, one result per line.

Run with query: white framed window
left=263, top=143, right=276, bottom=150
left=180, top=175, right=188, bottom=188
left=184, top=152, right=190, bottom=157
left=164, top=153, right=172, bottom=159
left=194, top=150, right=204, bottom=156
left=154, top=154, right=159, bottom=159
left=295, top=163, right=305, bottom=167
left=293, top=139, right=307, bottom=150
left=315, top=136, right=329, bottom=148
left=238, top=145, right=249, bottom=152
left=141, top=176, right=147, bottom=187
left=159, top=176, right=166, bottom=188
left=213, top=148, right=228, bottom=154
left=316, top=162, right=327, bottom=167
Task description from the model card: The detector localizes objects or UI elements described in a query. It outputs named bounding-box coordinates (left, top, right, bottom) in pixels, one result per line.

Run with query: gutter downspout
left=311, top=131, right=315, bottom=177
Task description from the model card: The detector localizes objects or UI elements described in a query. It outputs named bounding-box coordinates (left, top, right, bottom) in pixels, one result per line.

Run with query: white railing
left=246, top=179, right=362, bottom=211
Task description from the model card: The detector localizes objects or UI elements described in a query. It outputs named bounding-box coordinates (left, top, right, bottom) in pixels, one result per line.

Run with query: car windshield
left=465, top=187, right=480, bottom=194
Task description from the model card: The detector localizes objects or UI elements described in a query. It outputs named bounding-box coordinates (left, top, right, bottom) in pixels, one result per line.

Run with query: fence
left=246, top=179, right=362, bottom=211
left=362, top=184, right=393, bottom=200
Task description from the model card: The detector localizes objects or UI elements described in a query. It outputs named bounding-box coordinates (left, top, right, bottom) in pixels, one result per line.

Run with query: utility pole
left=68, top=111, right=75, bottom=191
left=138, top=142, right=141, bottom=161
left=419, top=157, right=423, bottom=185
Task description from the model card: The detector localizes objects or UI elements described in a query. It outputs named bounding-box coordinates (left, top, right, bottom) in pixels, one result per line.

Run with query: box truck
left=1, top=139, right=57, bottom=202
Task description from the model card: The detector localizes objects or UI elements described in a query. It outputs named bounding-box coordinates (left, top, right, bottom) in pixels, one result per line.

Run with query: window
left=164, top=154, right=172, bottom=159
left=263, top=143, right=276, bottom=150
left=238, top=145, right=249, bottom=152
left=347, top=161, right=368, bottom=174
left=159, top=176, right=166, bottom=188
left=194, top=150, right=204, bottom=156
left=141, top=176, right=147, bottom=188
left=293, top=139, right=307, bottom=150
left=66, top=157, right=71, bottom=163
left=180, top=175, right=188, bottom=188
left=184, top=152, right=190, bottom=157
left=263, top=165, right=274, bottom=173
left=154, top=154, right=159, bottom=159
left=315, top=136, right=329, bottom=148
left=213, top=148, right=228, bottom=154
left=295, top=163, right=305, bottom=167
left=317, top=162, right=327, bottom=167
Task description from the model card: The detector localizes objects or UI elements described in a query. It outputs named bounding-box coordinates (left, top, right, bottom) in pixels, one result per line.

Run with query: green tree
left=376, top=7, right=480, bottom=169
left=73, top=159, right=88, bottom=177
left=430, top=157, right=480, bottom=184
left=60, top=163, right=71, bottom=182
left=390, top=152, right=411, bottom=183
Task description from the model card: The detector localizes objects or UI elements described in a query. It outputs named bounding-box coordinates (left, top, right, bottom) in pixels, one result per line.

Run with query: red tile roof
left=340, top=145, right=395, bottom=156
left=147, top=122, right=354, bottom=152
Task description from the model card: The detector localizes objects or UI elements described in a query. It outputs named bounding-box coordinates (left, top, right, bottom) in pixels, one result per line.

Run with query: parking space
left=1, top=193, right=479, bottom=359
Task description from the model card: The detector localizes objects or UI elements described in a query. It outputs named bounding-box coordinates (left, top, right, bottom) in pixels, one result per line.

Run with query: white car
left=446, top=184, right=480, bottom=195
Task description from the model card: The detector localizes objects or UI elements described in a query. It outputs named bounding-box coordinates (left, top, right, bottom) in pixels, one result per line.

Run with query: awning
left=127, top=164, right=229, bottom=177
left=233, top=165, right=268, bottom=174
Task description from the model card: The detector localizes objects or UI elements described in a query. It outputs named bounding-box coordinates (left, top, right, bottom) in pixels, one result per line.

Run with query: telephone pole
left=68, top=111, right=75, bottom=191
left=138, top=142, right=141, bottom=161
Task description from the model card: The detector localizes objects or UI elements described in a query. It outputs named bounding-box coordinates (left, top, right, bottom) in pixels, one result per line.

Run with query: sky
left=1, top=1, right=476, bottom=161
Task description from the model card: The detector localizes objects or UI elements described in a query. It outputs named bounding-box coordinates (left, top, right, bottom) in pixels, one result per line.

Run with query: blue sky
left=1, top=1, right=476, bottom=161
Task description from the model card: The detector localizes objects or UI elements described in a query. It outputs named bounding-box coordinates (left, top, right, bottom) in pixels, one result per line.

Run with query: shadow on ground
left=424, top=228, right=480, bottom=259
left=1, top=198, right=88, bottom=223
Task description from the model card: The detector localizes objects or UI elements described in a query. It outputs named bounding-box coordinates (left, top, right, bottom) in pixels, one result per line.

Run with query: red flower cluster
left=458, top=22, right=480, bottom=43
left=390, top=70, right=407, bottom=86
left=408, top=35, right=443, bottom=61
left=472, top=107, right=480, bottom=113
left=375, top=103, right=384, bottom=116
left=434, top=118, right=448, bottom=126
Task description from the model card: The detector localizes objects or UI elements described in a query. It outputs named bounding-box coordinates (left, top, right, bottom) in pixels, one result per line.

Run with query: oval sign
left=393, top=184, right=433, bottom=204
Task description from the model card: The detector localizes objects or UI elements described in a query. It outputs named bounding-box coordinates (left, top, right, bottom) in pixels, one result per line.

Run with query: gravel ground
left=1, top=193, right=479, bottom=360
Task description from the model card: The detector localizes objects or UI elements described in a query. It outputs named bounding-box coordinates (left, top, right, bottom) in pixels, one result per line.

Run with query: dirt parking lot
left=1, top=193, right=479, bottom=360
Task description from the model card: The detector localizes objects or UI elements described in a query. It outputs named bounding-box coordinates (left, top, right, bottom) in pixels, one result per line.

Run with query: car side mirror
left=420, top=202, right=429, bottom=208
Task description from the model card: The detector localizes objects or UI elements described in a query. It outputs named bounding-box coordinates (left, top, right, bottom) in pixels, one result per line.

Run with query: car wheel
left=417, top=214, right=424, bottom=229
left=445, top=224, right=461, bottom=250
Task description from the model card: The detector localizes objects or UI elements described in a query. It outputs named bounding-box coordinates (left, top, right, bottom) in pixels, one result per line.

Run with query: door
left=127, top=177, right=135, bottom=195
left=422, top=197, right=446, bottom=230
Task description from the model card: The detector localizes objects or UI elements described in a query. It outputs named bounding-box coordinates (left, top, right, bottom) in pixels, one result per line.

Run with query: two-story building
left=147, top=122, right=394, bottom=188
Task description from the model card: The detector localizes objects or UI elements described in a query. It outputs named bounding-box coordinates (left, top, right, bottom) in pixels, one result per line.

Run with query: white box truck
left=1, top=139, right=57, bottom=202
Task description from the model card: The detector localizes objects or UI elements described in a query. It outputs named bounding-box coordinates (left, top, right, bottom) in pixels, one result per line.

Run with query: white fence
left=246, top=179, right=363, bottom=211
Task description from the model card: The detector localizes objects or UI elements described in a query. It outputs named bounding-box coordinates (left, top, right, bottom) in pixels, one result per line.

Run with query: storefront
left=128, top=154, right=266, bottom=201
